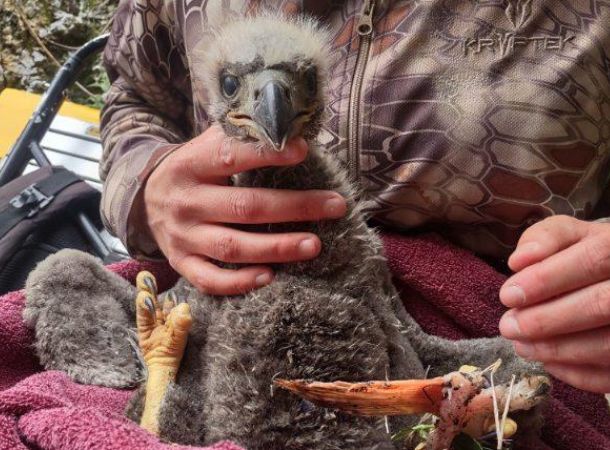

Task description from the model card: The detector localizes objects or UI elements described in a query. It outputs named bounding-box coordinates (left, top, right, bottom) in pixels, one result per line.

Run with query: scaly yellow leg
left=135, top=271, right=192, bottom=435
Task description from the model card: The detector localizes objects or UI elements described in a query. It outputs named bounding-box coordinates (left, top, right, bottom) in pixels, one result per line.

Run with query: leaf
left=390, top=427, right=411, bottom=443
left=391, top=423, right=435, bottom=444
left=412, top=424, right=436, bottom=433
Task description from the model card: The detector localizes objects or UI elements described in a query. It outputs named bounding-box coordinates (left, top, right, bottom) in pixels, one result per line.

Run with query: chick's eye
left=221, top=75, right=240, bottom=98
left=305, top=68, right=317, bottom=96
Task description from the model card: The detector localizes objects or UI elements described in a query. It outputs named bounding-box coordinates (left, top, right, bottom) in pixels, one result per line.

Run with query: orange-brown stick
left=275, top=378, right=445, bottom=416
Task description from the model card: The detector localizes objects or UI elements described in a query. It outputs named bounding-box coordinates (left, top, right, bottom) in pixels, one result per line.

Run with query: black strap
left=37, top=169, right=81, bottom=196
left=0, top=169, right=82, bottom=238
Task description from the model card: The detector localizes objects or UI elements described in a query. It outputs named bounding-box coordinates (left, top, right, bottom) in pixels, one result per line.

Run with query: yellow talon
left=134, top=272, right=192, bottom=436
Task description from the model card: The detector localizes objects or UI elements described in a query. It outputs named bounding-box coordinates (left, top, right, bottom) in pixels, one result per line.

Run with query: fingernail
left=299, top=238, right=318, bottom=256
left=500, top=312, right=522, bottom=339
left=515, top=242, right=540, bottom=255
left=255, top=272, right=273, bottom=287
left=282, top=137, right=307, bottom=159
left=281, top=145, right=297, bottom=159
left=510, top=242, right=540, bottom=263
left=293, top=137, right=308, bottom=152
left=514, top=341, right=534, bottom=359
left=324, top=196, right=346, bottom=217
left=220, top=145, right=234, bottom=165
left=500, top=284, right=526, bottom=306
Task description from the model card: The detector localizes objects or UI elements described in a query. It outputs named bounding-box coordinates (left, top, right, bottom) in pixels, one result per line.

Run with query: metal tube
left=29, top=142, right=52, bottom=167
left=76, top=212, right=110, bottom=259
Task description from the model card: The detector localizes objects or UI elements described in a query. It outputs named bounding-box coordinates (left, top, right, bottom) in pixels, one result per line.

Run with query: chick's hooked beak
left=252, top=80, right=294, bottom=151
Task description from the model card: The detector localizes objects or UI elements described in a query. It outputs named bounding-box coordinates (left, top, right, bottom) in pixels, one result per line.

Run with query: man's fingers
left=191, top=186, right=346, bottom=224
left=180, top=125, right=308, bottom=179
left=508, top=215, right=589, bottom=272
left=513, top=326, right=610, bottom=366
left=186, top=224, right=321, bottom=264
left=500, top=232, right=610, bottom=308
left=499, top=280, right=610, bottom=340
left=543, top=363, right=610, bottom=393
left=172, top=255, right=274, bottom=296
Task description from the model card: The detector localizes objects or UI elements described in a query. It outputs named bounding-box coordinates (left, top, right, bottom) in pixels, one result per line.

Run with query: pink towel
left=0, top=233, right=608, bottom=450
left=0, top=260, right=238, bottom=450
left=383, top=232, right=610, bottom=450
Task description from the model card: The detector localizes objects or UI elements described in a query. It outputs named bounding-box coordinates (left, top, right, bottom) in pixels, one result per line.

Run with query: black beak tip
left=254, top=81, right=294, bottom=150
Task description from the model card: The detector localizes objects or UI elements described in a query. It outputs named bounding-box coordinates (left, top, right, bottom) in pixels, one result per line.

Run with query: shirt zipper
left=347, top=0, right=375, bottom=184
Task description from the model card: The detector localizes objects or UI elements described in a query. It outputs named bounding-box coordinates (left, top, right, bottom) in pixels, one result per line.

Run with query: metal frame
left=0, top=34, right=111, bottom=259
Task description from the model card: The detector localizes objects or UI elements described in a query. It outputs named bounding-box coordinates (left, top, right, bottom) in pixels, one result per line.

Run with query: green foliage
left=0, top=0, right=116, bottom=107
left=391, top=423, right=436, bottom=444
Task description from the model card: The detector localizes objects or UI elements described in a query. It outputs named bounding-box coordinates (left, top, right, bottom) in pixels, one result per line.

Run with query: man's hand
left=499, top=215, right=610, bottom=393
left=143, top=126, right=346, bottom=295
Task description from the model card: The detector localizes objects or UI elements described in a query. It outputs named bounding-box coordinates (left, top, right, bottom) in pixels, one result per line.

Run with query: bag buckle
left=10, top=184, right=54, bottom=218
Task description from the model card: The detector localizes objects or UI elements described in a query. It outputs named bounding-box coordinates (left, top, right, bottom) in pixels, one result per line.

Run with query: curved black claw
left=143, top=276, right=157, bottom=295
left=167, top=291, right=178, bottom=304
left=144, top=296, right=156, bottom=315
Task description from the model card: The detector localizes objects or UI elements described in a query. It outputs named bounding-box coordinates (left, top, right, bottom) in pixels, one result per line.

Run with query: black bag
left=0, top=166, right=102, bottom=294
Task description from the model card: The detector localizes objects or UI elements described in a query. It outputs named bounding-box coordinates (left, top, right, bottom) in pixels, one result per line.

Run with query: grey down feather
left=23, top=12, right=543, bottom=450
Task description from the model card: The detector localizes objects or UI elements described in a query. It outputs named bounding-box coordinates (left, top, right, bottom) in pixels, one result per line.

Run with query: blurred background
left=0, top=0, right=126, bottom=264
left=0, top=0, right=116, bottom=108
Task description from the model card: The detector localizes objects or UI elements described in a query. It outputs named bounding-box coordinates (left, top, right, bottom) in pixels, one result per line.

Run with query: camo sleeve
left=100, top=0, right=191, bottom=259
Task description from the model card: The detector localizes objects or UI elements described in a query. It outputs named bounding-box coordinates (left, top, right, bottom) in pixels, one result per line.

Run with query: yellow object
left=135, top=271, right=193, bottom=435
left=484, top=416, right=518, bottom=438
left=458, top=365, right=480, bottom=374
left=0, top=88, right=100, bottom=157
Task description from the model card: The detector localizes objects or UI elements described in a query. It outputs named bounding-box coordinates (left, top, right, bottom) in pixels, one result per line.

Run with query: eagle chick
left=23, top=13, right=547, bottom=450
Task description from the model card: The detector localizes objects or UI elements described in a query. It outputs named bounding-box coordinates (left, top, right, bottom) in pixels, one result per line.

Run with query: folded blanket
left=0, top=233, right=608, bottom=450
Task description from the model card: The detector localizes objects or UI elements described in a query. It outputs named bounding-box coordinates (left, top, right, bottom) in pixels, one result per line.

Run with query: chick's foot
left=134, top=271, right=192, bottom=435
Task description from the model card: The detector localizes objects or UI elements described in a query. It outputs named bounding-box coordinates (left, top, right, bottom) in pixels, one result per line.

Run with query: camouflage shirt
left=100, top=0, right=610, bottom=260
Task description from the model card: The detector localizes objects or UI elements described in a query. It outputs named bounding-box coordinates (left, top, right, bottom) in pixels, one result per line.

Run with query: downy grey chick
left=23, top=13, right=547, bottom=450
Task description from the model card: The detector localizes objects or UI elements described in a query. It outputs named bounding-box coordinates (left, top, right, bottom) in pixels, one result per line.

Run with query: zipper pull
left=357, top=0, right=375, bottom=36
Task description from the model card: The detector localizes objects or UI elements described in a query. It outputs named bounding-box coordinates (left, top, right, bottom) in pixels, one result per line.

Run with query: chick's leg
left=135, top=271, right=192, bottom=435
